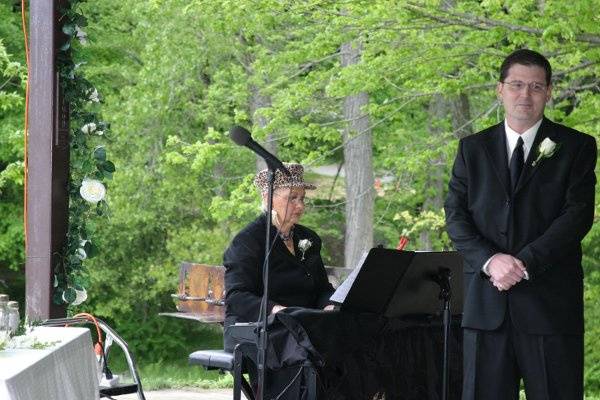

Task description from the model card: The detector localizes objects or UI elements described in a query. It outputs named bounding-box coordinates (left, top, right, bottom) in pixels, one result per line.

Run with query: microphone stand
left=255, top=162, right=277, bottom=400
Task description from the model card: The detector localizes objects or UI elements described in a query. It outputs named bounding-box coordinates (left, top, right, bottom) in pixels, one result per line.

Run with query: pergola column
left=26, top=0, right=69, bottom=319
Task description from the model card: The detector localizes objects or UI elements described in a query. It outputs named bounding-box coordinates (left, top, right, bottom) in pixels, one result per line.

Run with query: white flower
left=61, top=287, right=88, bottom=306
left=76, top=248, right=87, bottom=260
left=539, top=137, right=556, bottom=155
left=298, top=239, right=312, bottom=261
left=96, top=130, right=104, bottom=136
left=72, top=288, right=88, bottom=306
left=88, top=88, right=100, bottom=103
left=69, top=62, right=85, bottom=79
left=532, top=138, right=559, bottom=166
left=6, top=334, right=35, bottom=349
left=81, top=122, right=97, bottom=134
left=80, top=179, right=106, bottom=203
left=75, top=26, right=87, bottom=45
left=298, top=239, right=312, bottom=251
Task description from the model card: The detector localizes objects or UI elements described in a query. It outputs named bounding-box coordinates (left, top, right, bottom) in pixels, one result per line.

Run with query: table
left=0, top=327, right=100, bottom=400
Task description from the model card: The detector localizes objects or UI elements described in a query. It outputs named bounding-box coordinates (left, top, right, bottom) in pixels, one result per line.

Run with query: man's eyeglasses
left=502, top=80, right=548, bottom=94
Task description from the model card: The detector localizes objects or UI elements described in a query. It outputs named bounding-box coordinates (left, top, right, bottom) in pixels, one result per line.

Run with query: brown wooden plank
left=174, top=263, right=225, bottom=322
left=166, top=263, right=353, bottom=325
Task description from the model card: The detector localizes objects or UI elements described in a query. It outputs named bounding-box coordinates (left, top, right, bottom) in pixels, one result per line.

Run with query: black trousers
left=462, top=314, right=583, bottom=400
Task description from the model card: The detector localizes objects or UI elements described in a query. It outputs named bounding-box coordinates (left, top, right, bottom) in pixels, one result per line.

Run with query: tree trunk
left=450, top=93, right=473, bottom=139
left=250, top=86, right=277, bottom=172
left=420, top=93, right=471, bottom=250
left=340, top=41, right=374, bottom=268
left=537, top=0, right=546, bottom=12
left=237, top=33, right=277, bottom=172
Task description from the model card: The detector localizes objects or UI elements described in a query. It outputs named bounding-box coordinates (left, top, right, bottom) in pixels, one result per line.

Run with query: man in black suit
left=445, top=49, right=597, bottom=399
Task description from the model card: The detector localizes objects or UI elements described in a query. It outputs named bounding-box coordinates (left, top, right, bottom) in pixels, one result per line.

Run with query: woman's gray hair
left=260, top=187, right=285, bottom=212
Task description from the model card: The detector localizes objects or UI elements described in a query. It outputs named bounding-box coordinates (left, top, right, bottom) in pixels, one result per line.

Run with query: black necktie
left=509, top=137, right=524, bottom=191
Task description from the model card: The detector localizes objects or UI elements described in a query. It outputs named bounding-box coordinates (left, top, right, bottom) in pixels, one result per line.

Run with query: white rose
left=532, top=138, right=560, bottom=166
left=76, top=248, right=87, bottom=260
left=298, top=239, right=311, bottom=251
left=80, top=179, right=106, bottom=203
left=75, top=26, right=87, bottom=45
left=62, top=290, right=71, bottom=304
left=298, top=239, right=312, bottom=261
left=539, top=137, right=557, bottom=156
left=88, top=88, right=100, bottom=103
left=81, top=122, right=97, bottom=134
left=61, top=287, right=88, bottom=306
left=72, top=288, right=88, bottom=306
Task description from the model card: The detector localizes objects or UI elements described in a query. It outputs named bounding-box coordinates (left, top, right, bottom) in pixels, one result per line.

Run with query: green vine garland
left=54, top=0, right=114, bottom=306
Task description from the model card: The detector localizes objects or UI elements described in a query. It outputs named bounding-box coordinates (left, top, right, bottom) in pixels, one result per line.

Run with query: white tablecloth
left=0, top=327, right=100, bottom=400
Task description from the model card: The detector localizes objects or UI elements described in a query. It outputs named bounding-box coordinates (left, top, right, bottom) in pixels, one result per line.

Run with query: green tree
left=0, top=3, right=26, bottom=303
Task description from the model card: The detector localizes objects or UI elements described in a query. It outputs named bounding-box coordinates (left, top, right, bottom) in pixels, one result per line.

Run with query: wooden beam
left=26, top=0, right=69, bottom=319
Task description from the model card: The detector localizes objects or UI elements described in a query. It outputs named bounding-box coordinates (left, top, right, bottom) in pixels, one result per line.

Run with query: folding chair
left=42, top=316, right=146, bottom=400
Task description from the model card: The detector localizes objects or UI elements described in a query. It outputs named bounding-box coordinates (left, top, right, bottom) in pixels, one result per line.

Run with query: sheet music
left=329, top=251, right=369, bottom=304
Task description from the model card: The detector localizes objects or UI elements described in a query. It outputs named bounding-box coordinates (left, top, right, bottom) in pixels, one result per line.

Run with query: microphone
left=229, top=126, right=290, bottom=175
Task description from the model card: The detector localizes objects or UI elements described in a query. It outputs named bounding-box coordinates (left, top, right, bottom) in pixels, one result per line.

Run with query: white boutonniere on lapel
left=532, top=137, right=560, bottom=166
left=298, top=239, right=312, bottom=261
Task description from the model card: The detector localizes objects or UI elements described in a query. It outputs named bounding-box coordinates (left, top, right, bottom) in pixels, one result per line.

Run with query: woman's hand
left=323, top=304, right=336, bottom=311
left=271, top=305, right=287, bottom=314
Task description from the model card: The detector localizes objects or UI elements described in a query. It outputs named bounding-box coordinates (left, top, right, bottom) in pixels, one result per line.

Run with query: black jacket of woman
left=223, top=213, right=334, bottom=351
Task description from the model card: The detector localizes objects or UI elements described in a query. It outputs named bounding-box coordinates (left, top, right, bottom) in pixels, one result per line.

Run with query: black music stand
left=330, top=248, right=463, bottom=400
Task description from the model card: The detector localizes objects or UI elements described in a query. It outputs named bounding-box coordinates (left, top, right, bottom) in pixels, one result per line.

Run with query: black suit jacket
left=223, top=214, right=334, bottom=329
left=444, top=117, right=596, bottom=334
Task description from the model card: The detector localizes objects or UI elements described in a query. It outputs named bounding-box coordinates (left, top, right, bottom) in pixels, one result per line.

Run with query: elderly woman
left=223, top=163, right=334, bottom=351
left=222, top=163, right=340, bottom=399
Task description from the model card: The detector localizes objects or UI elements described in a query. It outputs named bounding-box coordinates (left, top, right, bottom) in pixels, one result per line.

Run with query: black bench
left=189, top=345, right=253, bottom=400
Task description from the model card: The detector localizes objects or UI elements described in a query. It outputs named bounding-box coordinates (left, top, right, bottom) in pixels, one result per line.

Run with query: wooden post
left=26, top=0, right=69, bottom=319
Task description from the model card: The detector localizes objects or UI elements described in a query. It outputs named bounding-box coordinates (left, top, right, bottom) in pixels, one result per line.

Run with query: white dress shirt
left=481, top=118, right=543, bottom=280
left=504, top=119, right=542, bottom=166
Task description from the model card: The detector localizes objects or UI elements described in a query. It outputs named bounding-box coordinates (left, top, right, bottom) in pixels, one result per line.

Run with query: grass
left=137, top=360, right=233, bottom=390
left=519, top=391, right=600, bottom=400
left=106, top=356, right=234, bottom=391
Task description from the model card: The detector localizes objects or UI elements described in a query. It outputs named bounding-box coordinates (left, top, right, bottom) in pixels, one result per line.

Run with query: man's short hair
left=499, top=49, right=552, bottom=86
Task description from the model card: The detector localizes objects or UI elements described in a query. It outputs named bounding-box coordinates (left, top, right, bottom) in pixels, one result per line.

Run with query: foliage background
left=0, top=1, right=26, bottom=304
left=1, top=0, right=599, bottom=393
